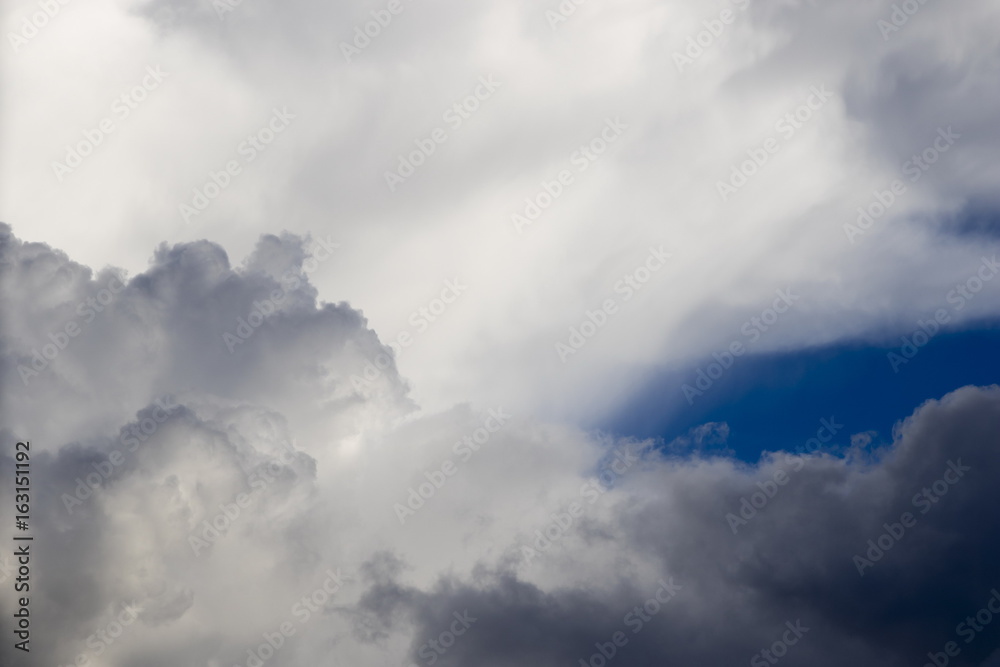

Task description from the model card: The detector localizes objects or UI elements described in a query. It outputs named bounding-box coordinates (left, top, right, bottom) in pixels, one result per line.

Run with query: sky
left=2, top=0, right=1000, bottom=666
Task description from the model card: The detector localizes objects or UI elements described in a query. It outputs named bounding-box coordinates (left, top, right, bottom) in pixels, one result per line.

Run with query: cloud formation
left=4, top=0, right=1000, bottom=421
left=2, top=228, right=999, bottom=666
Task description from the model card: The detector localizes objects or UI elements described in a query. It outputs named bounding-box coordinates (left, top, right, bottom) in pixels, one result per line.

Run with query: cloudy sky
left=2, top=0, right=1000, bottom=665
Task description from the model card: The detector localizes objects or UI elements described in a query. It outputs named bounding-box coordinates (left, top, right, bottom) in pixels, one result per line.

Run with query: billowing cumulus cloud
left=1, top=228, right=999, bottom=666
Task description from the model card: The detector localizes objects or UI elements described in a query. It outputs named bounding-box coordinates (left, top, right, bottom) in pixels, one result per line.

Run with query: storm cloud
left=1, top=228, right=999, bottom=666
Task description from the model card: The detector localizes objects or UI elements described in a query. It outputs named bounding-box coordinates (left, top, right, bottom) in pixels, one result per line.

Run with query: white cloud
left=4, top=0, right=999, bottom=421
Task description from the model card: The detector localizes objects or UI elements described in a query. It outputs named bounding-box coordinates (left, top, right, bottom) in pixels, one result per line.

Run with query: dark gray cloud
left=352, top=386, right=1000, bottom=667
